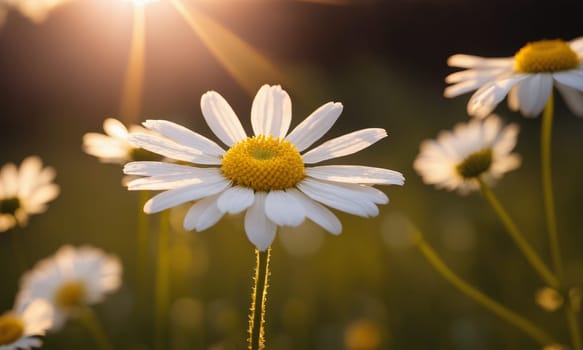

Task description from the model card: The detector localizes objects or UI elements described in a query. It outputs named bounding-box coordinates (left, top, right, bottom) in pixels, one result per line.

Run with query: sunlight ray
left=120, top=4, right=146, bottom=124
left=170, top=0, right=284, bottom=96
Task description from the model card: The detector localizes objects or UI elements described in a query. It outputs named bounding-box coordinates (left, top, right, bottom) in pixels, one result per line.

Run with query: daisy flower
left=413, top=115, right=521, bottom=194
left=16, top=245, right=122, bottom=331
left=0, top=299, right=52, bottom=350
left=123, top=84, right=404, bottom=251
left=83, top=118, right=161, bottom=164
left=445, top=37, right=583, bottom=118
left=0, top=156, right=60, bottom=232
left=3, top=0, right=75, bottom=23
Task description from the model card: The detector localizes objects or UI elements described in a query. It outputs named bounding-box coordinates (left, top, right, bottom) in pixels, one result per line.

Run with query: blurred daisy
left=414, top=115, right=520, bottom=194
left=445, top=37, right=583, bottom=118
left=83, top=118, right=161, bottom=164
left=16, top=245, right=122, bottom=331
left=124, top=84, right=404, bottom=251
left=0, top=156, right=59, bottom=232
left=4, top=0, right=75, bottom=23
left=0, top=299, right=52, bottom=350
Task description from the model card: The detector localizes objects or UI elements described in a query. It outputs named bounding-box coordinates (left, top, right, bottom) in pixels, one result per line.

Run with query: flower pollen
left=0, top=315, right=24, bottom=345
left=221, top=135, right=305, bottom=191
left=54, top=281, right=87, bottom=309
left=514, top=39, right=579, bottom=73
left=0, top=197, right=20, bottom=215
left=456, top=148, right=493, bottom=179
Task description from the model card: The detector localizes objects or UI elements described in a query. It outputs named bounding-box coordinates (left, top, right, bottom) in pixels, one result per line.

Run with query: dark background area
left=0, top=0, right=582, bottom=348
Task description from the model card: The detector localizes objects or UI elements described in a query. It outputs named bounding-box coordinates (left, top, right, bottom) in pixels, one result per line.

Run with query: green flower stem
left=78, top=307, right=114, bottom=350
left=541, top=92, right=563, bottom=281
left=248, top=248, right=271, bottom=350
left=155, top=211, right=171, bottom=350
left=566, top=302, right=583, bottom=350
left=137, top=191, right=150, bottom=294
left=412, top=231, right=556, bottom=346
left=478, top=178, right=559, bottom=288
left=541, top=93, right=582, bottom=350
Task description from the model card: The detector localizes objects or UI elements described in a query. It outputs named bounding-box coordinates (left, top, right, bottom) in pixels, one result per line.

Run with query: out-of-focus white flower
left=83, top=118, right=161, bottom=165
left=414, top=115, right=520, bottom=194
left=0, top=156, right=59, bottom=232
left=16, top=246, right=122, bottom=331
left=124, top=84, right=404, bottom=251
left=445, top=38, right=583, bottom=118
left=0, top=299, right=52, bottom=350
left=4, top=0, right=75, bottom=23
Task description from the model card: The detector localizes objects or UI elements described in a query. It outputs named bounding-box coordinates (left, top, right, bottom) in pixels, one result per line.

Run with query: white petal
left=183, top=194, right=224, bottom=231
left=143, top=120, right=225, bottom=157
left=296, top=178, right=381, bottom=217
left=556, top=83, right=583, bottom=117
left=306, top=165, right=404, bottom=185
left=286, top=189, right=341, bottom=235
left=144, top=178, right=230, bottom=213
left=553, top=69, right=583, bottom=92
left=244, top=192, right=276, bottom=251
left=103, top=118, right=129, bottom=139
left=265, top=190, right=305, bottom=227
left=569, top=37, right=583, bottom=54
left=286, top=102, right=343, bottom=152
left=127, top=169, right=223, bottom=191
left=129, top=133, right=221, bottom=165
left=516, top=74, right=553, bottom=117
left=467, top=75, right=526, bottom=118
left=508, top=85, right=520, bottom=111
left=251, top=85, right=292, bottom=138
left=124, top=161, right=209, bottom=176
left=27, top=184, right=60, bottom=206
left=302, top=128, right=387, bottom=164
left=444, top=69, right=510, bottom=98
left=21, top=300, right=52, bottom=336
left=201, top=91, right=247, bottom=146
left=217, top=186, right=255, bottom=214
left=447, top=54, right=513, bottom=69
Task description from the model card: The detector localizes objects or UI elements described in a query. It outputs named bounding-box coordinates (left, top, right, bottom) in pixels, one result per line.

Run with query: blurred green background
left=1, top=0, right=583, bottom=348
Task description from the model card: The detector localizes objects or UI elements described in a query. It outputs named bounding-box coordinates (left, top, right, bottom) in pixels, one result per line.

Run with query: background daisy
left=16, top=245, right=122, bottom=331
left=124, top=84, right=404, bottom=251
left=413, top=114, right=521, bottom=194
left=445, top=37, right=583, bottom=118
left=0, top=156, right=59, bottom=232
left=0, top=299, right=52, bottom=350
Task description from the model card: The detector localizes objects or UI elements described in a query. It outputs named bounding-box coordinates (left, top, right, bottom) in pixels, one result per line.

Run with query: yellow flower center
left=514, top=39, right=579, bottom=73
left=54, top=281, right=87, bottom=309
left=221, top=136, right=305, bottom=192
left=0, top=197, right=21, bottom=215
left=456, top=148, right=493, bottom=179
left=0, top=315, right=24, bottom=345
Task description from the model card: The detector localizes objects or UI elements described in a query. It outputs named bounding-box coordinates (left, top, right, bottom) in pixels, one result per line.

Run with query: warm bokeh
left=0, top=0, right=582, bottom=348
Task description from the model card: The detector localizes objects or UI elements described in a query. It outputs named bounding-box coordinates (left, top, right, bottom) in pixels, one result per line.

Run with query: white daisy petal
left=129, top=133, right=221, bottom=165
left=306, top=165, right=404, bottom=185
left=142, top=120, right=225, bottom=157
left=516, top=74, right=553, bottom=117
left=297, top=178, right=380, bottom=217
left=286, top=189, right=342, bottom=235
left=217, top=186, right=255, bottom=214
left=103, top=118, right=129, bottom=139
left=265, top=190, right=305, bottom=227
left=467, top=75, right=527, bottom=118
left=569, top=37, right=583, bottom=54
left=201, top=91, right=247, bottom=146
left=127, top=169, right=223, bottom=191
left=251, top=85, right=292, bottom=137
left=302, top=128, right=387, bottom=164
left=123, top=161, right=207, bottom=176
left=447, top=54, right=513, bottom=69
left=244, top=192, right=277, bottom=251
left=553, top=69, right=583, bottom=92
left=144, top=178, right=230, bottom=213
left=556, top=82, right=583, bottom=117
left=286, top=102, right=343, bottom=152
left=183, top=194, right=224, bottom=231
